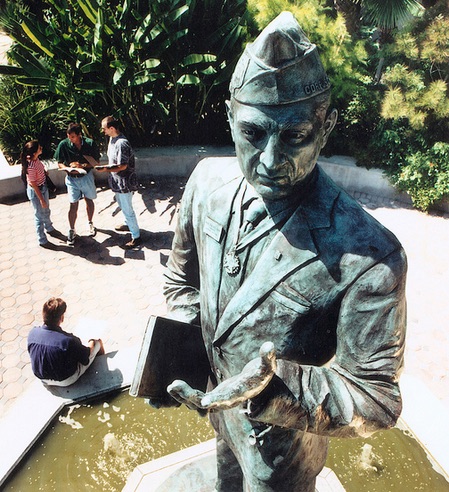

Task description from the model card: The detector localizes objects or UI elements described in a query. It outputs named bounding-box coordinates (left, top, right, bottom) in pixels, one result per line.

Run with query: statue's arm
left=248, top=248, right=407, bottom=438
left=163, top=171, right=201, bottom=325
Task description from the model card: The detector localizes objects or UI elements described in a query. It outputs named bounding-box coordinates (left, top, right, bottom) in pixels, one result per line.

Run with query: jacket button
left=214, top=346, right=223, bottom=357
left=216, top=368, right=223, bottom=380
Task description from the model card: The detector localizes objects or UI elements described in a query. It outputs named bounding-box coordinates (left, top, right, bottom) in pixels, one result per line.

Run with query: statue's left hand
left=167, top=341, right=276, bottom=412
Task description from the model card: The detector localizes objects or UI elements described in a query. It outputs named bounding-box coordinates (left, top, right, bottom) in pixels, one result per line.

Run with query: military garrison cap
left=230, top=12, right=330, bottom=105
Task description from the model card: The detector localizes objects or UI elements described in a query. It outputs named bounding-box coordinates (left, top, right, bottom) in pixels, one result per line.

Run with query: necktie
left=240, top=198, right=267, bottom=236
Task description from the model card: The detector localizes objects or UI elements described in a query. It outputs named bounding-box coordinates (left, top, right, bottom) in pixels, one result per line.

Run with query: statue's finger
left=167, top=379, right=191, bottom=401
left=167, top=380, right=205, bottom=409
left=259, top=341, right=275, bottom=360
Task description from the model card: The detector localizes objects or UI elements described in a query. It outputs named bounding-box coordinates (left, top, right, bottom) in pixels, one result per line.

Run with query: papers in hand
left=82, top=154, right=99, bottom=167
left=58, top=166, right=87, bottom=175
left=95, top=164, right=122, bottom=170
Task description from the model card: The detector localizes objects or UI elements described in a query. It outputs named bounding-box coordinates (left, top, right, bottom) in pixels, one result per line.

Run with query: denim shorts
left=66, top=171, right=97, bottom=203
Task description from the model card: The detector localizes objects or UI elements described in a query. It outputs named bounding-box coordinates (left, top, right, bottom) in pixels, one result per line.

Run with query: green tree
left=0, top=76, right=66, bottom=163
left=359, top=1, right=449, bottom=210
left=333, top=0, right=423, bottom=37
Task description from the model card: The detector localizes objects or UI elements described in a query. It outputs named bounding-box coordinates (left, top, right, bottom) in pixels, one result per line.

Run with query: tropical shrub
left=0, top=0, right=249, bottom=154
left=0, top=76, right=66, bottom=163
left=392, top=141, right=449, bottom=211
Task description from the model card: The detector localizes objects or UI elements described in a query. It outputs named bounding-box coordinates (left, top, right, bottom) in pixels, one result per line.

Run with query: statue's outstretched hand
left=167, top=342, right=276, bottom=412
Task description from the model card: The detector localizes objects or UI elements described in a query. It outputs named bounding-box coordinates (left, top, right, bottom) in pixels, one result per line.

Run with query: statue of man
left=163, top=11, right=406, bottom=491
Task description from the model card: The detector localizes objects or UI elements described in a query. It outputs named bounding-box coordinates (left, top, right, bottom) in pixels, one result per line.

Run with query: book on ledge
left=130, top=315, right=211, bottom=405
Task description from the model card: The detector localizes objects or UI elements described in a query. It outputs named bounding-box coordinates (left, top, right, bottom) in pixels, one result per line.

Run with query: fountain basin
left=1, top=347, right=448, bottom=491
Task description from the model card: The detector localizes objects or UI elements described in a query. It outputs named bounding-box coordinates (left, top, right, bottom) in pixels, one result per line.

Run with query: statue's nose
left=259, top=136, right=287, bottom=174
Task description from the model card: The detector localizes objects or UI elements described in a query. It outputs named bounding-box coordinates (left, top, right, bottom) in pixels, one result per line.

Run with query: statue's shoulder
left=314, top=167, right=404, bottom=255
left=189, top=156, right=241, bottom=190
left=334, top=185, right=403, bottom=255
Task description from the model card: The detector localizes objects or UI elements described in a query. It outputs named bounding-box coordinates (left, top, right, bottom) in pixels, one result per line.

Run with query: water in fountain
left=4, top=390, right=449, bottom=491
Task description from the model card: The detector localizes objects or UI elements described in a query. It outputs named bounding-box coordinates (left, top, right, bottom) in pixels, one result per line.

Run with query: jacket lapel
left=202, top=174, right=244, bottom=327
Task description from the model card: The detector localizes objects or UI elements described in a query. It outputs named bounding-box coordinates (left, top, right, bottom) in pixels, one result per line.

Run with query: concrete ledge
left=398, top=374, right=449, bottom=481
left=1, top=147, right=447, bottom=212
left=0, top=146, right=235, bottom=204
left=0, top=345, right=140, bottom=488
left=318, top=156, right=413, bottom=204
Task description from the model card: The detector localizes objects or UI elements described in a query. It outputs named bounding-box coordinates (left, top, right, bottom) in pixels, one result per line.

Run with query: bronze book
left=130, top=316, right=211, bottom=405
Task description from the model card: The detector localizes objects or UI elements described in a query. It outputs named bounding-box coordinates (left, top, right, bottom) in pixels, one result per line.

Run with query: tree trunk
left=333, top=0, right=362, bottom=37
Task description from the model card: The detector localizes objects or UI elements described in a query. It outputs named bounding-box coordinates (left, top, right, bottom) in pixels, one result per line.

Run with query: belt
left=68, top=171, right=89, bottom=178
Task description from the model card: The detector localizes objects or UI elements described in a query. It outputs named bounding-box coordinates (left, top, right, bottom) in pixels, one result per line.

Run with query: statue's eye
left=282, top=130, right=307, bottom=144
left=241, top=126, right=264, bottom=141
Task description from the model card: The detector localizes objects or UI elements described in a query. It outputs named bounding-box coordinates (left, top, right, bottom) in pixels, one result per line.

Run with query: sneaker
left=115, top=224, right=130, bottom=232
left=88, top=221, right=96, bottom=236
left=123, top=237, right=142, bottom=249
left=67, top=229, right=76, bottom=246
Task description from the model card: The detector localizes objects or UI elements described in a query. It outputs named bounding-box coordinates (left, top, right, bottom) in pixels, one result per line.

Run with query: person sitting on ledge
left=27, top=297, right=105, bottom=387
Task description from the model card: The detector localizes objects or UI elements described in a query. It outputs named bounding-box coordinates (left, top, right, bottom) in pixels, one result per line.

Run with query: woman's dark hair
left=43, top=297, right=67, bottom=327
left=20, top=140, right=40, bottom=184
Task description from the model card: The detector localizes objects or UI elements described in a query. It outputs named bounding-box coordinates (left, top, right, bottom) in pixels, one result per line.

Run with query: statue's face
left=228, top=99, right=337, bottom=200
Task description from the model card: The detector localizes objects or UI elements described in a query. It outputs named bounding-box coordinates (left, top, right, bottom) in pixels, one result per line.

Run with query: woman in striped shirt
left=21, top=140, right=55, bottom=246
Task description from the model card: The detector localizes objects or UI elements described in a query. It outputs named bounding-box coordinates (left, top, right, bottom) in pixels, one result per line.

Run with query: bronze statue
left=159, top=11, right=406, bottom=491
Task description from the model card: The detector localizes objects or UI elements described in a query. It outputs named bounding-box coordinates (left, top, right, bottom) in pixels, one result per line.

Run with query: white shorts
left=41, top=340, right=102, bottom=387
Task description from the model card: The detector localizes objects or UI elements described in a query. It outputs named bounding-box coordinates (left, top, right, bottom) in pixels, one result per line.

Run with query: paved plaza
left=1, top=173, right=449, bottom=422
left=0, top=177, right=184, bottom=418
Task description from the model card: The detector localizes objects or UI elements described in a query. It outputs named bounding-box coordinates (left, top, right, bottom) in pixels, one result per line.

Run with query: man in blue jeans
left=98, top=116, right=141, bottom=249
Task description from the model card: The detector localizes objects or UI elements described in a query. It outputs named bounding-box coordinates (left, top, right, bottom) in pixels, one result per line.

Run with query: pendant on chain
left=224, top=250, right=240, bottom=275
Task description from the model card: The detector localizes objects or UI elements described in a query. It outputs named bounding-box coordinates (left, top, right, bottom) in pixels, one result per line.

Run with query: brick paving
left=0, top=177, right=448, bottom=420
left=0, top=177, right=184, bottom=418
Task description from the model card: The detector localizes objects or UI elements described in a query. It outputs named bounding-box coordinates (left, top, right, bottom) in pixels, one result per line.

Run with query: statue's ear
left=225, top=100, right=235, bottom=142
left=321, top=108, right=338, bottom=148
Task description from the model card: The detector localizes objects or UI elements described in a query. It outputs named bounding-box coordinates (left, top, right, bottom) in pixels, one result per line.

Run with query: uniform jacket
left=164, top=157, right=407, bottom=488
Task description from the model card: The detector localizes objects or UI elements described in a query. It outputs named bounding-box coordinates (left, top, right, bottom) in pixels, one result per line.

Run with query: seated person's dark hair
left=43, top=297, right=67, bottom=327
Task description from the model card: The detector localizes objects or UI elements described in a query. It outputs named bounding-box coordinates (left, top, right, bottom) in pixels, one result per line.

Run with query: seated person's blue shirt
left=28, top=325, right=90, bottom=381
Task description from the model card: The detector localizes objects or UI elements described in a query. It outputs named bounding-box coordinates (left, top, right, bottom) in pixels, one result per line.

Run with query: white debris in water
left=97, top=411, right=110, bottom=423
left=359, top=443, right=381, bottom=473
left=59, top=406, right=83, bottom=429
left=103, top=432, right=123, bottom=456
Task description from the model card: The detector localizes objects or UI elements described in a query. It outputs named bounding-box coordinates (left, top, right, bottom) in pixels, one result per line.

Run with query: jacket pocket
left=271, top=282, right=311, bottom=314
